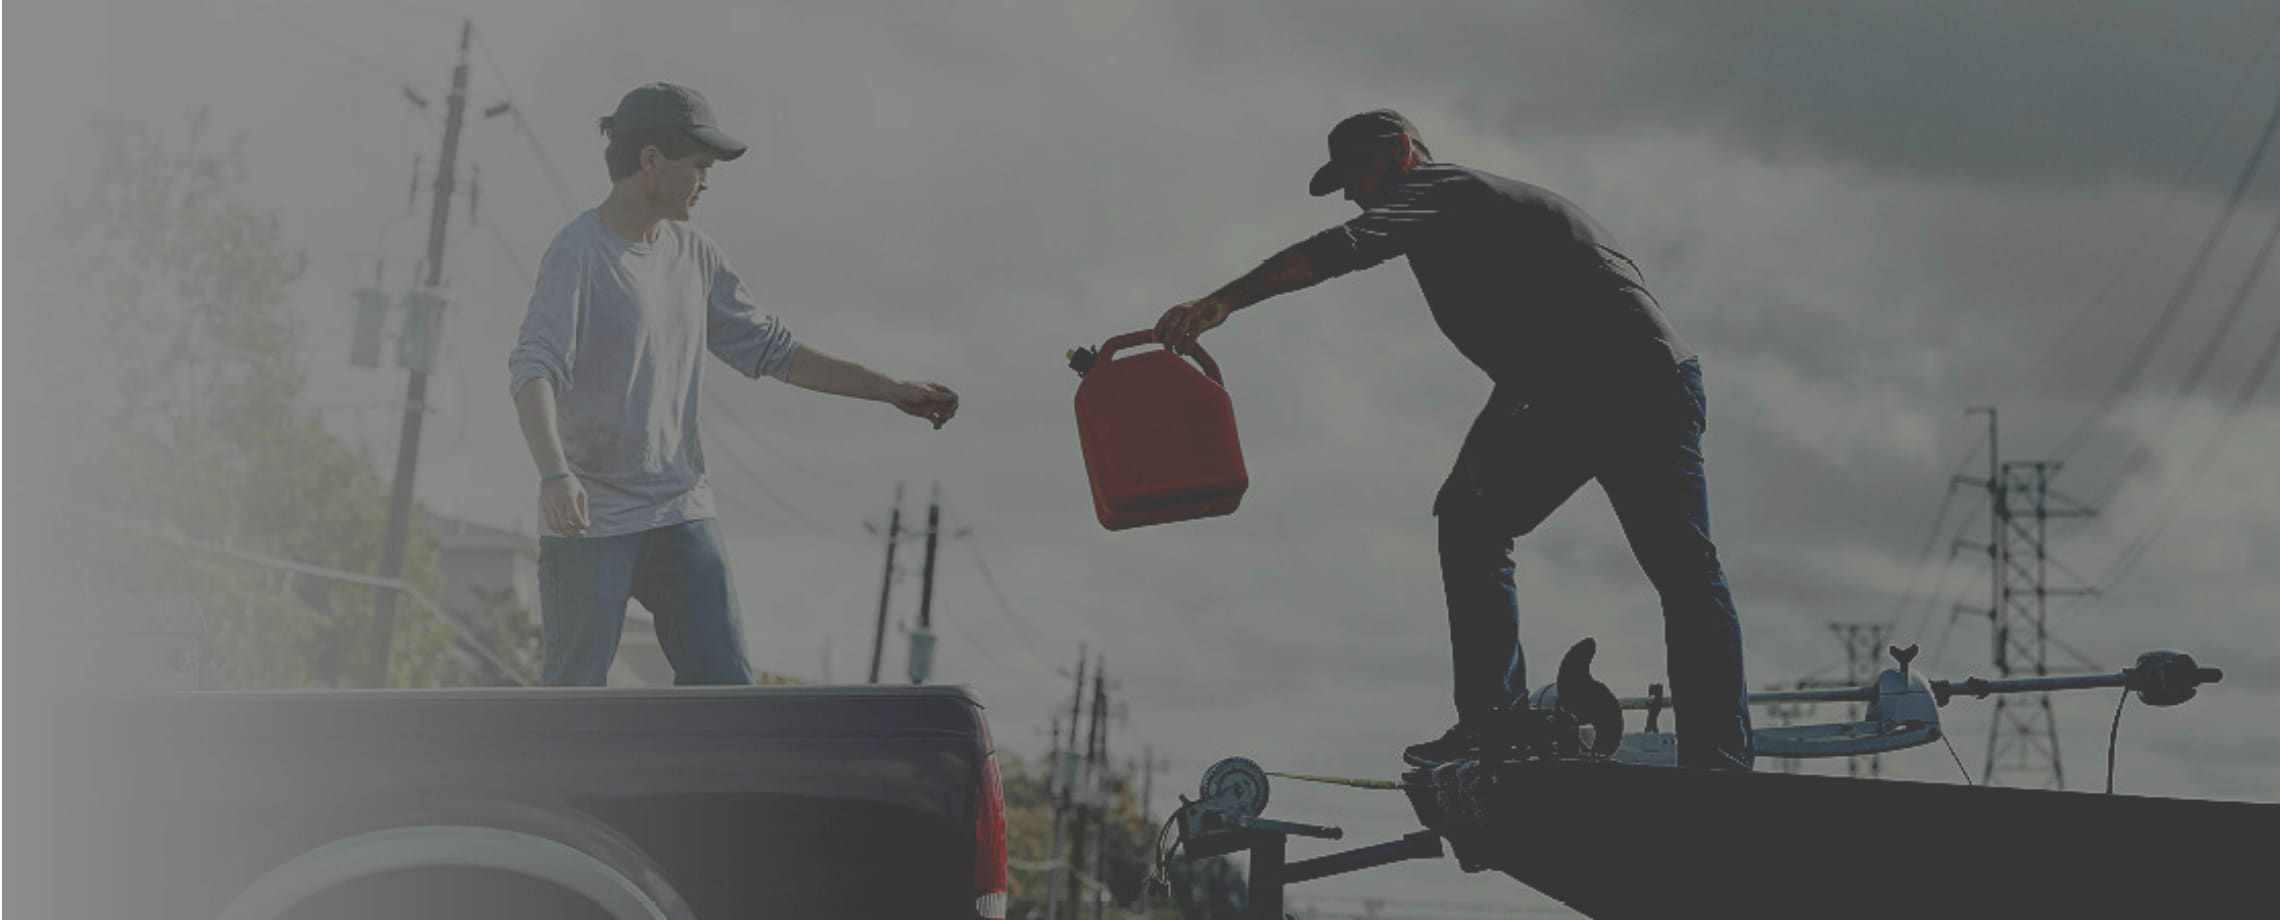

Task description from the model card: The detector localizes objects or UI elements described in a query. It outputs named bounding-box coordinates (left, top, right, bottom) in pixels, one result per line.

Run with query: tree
left=456, top=584, right=543, bottom=686
left=48, top=116, right=466, bottom=688
left=997, top=754, right=1249, bottom=920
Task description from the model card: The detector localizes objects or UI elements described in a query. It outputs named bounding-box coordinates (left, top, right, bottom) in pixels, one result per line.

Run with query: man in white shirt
left=509, top=83, right=958, bottom=685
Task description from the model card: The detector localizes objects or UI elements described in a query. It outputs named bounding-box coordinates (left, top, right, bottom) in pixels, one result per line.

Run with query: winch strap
left=1265, top=771, right=1409, bottom=791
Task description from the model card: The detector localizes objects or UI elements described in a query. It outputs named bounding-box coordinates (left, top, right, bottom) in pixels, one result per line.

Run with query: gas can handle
left=1097, top=330, right=1223, bottom=384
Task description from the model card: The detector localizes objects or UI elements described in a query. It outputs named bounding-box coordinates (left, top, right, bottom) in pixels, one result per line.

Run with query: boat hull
left=1403, top=759, right=2277, bottom=919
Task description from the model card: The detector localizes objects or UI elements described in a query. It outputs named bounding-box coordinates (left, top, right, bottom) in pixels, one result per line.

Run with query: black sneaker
left=1404, top=723, right=1484, bottom=767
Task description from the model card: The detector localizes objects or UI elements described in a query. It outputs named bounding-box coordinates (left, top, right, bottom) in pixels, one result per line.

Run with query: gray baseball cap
left=1308, top=109, right=1421, bottom=196
left=607, top=83, right=747, bottom=160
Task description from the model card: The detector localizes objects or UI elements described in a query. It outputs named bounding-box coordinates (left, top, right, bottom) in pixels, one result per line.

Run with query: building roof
left=424, top=511, right=538, bottom=556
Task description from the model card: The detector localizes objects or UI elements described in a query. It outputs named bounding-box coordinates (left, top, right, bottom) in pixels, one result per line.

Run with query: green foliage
left=62, top=116, right=464, bottom=688
left=996, top=755, right=1250, bottom=920
left=458, top=584, right=543, bottom=685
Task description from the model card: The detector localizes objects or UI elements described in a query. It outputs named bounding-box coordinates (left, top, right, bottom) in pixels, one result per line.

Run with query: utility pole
left=1956, top=407, right=2098, bottom=788
left=364, top=21, right=473, bottom=687
left=1046, top=645, right=1087, bottom=920
left=1135, top=744, right=1171, bottom=916
left=1089, top=659, right=1111, bottom=920
left=1071, top=655, right=1107, bottom=920
left=1044, top=715, right=1063, bottom=801
left=868, top=483, right=905, bottom=684
left=1043, top=713, right=1062, bottom=918
left=907, top=482, right=942, bottom=684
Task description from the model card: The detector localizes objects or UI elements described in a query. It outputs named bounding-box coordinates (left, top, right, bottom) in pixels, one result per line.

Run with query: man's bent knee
left=1438, top=508, right=1517, bottom=566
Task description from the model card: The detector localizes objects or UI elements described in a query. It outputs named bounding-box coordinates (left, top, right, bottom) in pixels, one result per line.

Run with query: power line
left=481, top=216, right=533, bottom=293
left=708, top=482, right=786, bottom=529
left=2054, top=81, right=2280, bottom=461
left=704, top=433, right=866, bottom=544
left=1880, top=429, right=1989, bottom=639
left=86, top=505, right=534, bottom=685
left=2081, top=204, right=2280, bottom=510
left=1997, top=23, right=2280, bottom=411
left=436, top=337, right=528, bottom=492
left=2074, top=280, right=2280, bottom=607
left=691, top=394, right=873, bottom=544
left=937, top=494, right=1061, bottom=673
left=937, top=596, right=1040, bottom=679
left=700, top=387, right=879, bottom=493
left=237, top=0, right=426, bottom=89
left=470, top=25, right=583, bottom=221
left=1758, top=23, right=2280, bottom=544
left=1901, top=503, right=1986, bottom=650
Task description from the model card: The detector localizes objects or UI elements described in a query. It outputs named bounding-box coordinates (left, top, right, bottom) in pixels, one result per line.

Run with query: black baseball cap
left=607, top=83, right=747, bottom=161
left=1308, top=109, right=1421, bottom=196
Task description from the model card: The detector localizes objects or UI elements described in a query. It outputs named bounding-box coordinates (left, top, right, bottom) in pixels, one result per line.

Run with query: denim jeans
left=1434, top=359, right=1753, bottom=769
left=538, top=518, right=753, bottom=686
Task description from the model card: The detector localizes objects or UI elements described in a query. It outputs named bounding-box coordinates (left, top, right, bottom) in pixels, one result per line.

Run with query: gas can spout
left=1067, top=346, right=1098, bottom=377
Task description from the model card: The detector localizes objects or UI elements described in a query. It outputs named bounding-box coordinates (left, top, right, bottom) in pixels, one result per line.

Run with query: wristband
left=541, top=472, right=573, bottom=485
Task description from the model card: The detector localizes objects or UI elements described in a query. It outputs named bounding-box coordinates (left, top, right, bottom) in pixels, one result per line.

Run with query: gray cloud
left=1219, top=0, right=2280, bottom=195
left=12, top=2, right=2280, bottom=913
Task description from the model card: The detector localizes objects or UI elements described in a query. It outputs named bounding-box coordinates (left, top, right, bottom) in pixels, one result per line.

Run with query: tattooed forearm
left=1205, top=244, right=1321, bottom=315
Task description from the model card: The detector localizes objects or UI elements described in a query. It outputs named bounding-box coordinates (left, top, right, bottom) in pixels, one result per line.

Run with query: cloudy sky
left=12, top=0, right=2280, bottom=913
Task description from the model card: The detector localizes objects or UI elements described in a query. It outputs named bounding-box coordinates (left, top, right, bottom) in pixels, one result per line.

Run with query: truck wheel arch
left=216, top=794, right=695, bottom=920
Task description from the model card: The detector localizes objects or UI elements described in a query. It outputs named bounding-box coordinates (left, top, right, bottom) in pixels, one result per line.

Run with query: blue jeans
left=538, top=518, right=753, bottom=686
left=1434, top=359, right=1753, bottom=769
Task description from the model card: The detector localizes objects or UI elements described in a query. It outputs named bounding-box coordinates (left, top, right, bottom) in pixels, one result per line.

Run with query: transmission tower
left=1955, top=408, right=2098, bottom=788
left=1829, top=622, right=1893, bottom=778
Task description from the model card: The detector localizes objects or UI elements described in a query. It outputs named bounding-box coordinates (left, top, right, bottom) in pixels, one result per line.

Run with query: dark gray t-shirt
left=509, top=211, right=801, bottom=538
left=1296, top=162, right=1694, bottom=407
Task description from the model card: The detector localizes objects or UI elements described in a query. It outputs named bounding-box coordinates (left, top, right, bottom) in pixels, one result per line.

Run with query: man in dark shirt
left=1154, top=110, right=1753, bottom=770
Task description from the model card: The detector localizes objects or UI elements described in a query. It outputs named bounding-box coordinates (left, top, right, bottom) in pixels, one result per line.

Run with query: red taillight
left=974, top=753, right=1008, bottom=919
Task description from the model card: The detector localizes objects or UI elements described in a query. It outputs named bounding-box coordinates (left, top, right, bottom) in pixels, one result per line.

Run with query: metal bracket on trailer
left=1174, top=757, right=1444, bottom=919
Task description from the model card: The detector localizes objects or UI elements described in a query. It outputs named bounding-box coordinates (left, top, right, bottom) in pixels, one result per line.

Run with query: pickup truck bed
left=26, top=685, right=1003, bottom=919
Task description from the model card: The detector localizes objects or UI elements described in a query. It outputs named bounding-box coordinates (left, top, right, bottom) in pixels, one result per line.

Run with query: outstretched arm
left=696, top=238, right=954, bottom=428
left=1155, top=167, right=1452, bottom=351
left=1154, top=245, right=1324, bottom=352
left=781, top=344, right=959, bottom=429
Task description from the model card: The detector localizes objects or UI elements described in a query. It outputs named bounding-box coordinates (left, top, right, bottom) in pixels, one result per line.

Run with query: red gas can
left=1072, top=331, right=1248, bottom=531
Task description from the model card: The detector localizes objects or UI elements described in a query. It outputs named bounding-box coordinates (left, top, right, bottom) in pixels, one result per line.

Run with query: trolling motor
left=1728, top=644, right=1943, bottom=761
left=1386, top=639, right=2225, bottom=767
left=1594, top=646, right=2224, bottom=766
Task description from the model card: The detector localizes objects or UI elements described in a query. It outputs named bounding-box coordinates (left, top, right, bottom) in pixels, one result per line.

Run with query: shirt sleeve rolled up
left=1295, top=167, right=1461, bottom=280
left=705, top=256, right=801, bottom=380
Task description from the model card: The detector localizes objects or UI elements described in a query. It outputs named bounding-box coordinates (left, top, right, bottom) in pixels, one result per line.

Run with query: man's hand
left=894, top=382, right=960, bottom=429
left=1154, top=297, right=1231, bottom=353
left=542, top=475, right=591, bottom=537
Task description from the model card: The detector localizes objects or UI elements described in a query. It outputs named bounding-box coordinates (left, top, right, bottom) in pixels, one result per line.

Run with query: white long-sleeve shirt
left=509, top=210, right=801, bottom=538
